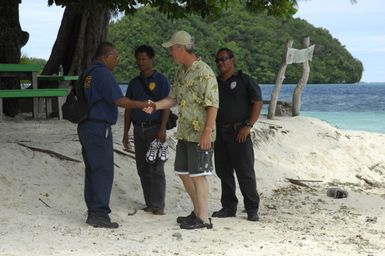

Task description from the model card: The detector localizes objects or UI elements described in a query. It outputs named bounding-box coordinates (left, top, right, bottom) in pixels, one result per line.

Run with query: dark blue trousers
left=214, top=125, right=260, bottom=213
left=78, top=121, right=114, bottom=216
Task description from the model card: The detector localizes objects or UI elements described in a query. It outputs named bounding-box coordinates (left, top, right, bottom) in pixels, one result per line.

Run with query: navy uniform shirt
left=83, top=61, right=124, bottom=124
left=125, top=71, right=170, bottom=122
left=216, top=71, right=262, bottom=125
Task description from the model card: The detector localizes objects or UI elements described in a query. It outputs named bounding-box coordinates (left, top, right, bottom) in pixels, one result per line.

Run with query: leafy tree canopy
left=20, top=54, right=47, bottom=71
left=48, top=0, right=297, bottom=19
left=108, top=4, right=362, bottom=84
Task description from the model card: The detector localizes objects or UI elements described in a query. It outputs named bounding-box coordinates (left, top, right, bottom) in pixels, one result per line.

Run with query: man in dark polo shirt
left=212, top=47, right=263, bottom=221
left=122, top=45, right=170, bottom=215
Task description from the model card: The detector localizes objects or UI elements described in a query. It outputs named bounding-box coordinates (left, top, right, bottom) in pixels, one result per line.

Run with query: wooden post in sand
left=268, top=37, right=315, bottom=119
left=268, top=40, right=293, bottom=119
left=292, top=37, right=311, bottom=116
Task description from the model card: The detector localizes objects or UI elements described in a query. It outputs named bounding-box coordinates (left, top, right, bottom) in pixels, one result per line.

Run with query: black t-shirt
left=216, top=71, right=262, bottom=125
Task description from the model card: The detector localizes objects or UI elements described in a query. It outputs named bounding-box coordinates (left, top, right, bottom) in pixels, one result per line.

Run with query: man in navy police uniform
left=77, top=42, right=149, bottom=228
left=122, top=45, right=170, bottom=215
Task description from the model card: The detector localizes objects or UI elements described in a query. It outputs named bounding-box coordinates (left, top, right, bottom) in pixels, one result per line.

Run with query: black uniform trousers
left=78, top=121, right=114, bottom=217
left=133, top=124, right=166, bottom=210
left=214, top=125, right=260, bottom=213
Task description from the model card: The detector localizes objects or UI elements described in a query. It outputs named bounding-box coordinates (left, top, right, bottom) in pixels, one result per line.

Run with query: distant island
left=108, top=4, right=363, bottom=84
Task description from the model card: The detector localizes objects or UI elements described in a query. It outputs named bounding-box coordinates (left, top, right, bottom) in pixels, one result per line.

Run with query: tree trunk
left=38, top=1, right=109, bottom=115
left=41, top=2, right=110, bottom=78
left=0, top=0, right=29, bottom=117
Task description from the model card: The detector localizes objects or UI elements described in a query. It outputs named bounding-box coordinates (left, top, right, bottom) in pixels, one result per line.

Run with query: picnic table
left=37, top=75, right=79, bottom=119
left=0, top=64, right=73, bottom=121
left=37, top=75, right=79, bottom=86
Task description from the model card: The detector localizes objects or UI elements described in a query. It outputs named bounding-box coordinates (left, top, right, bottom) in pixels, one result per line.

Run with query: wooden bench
left=0, top=63, right=40, bottom=73
left=37, top=75, right=79, bottom=83
left=0, top=88, right=67, bottom=121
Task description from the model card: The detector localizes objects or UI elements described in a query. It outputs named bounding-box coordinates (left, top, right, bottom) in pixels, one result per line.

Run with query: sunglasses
left=215, top=56, right=232, bottom=63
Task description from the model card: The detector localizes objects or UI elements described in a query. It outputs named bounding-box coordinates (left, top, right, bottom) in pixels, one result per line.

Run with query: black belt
left=133, top=120, right=161, bottom=128
left=221, top=122, right=244, bottom=130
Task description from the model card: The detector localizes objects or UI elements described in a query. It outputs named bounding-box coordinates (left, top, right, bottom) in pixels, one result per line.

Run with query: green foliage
left=108, top=5, right=362, bottom=83
left=48, top=0, right=297, bottom=19
left=20, top=54, right=47, bottom=71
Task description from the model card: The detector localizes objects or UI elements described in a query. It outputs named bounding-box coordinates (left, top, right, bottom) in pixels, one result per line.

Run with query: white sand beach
left=0, top=111, right=384, bottom=256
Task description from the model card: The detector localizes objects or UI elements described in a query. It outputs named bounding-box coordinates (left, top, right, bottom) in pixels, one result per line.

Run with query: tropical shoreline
left=0, top=112, right=384, bottom=255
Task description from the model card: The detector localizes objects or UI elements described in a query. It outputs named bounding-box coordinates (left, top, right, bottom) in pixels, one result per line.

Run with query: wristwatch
left=244, top=121, right=253, bottom=128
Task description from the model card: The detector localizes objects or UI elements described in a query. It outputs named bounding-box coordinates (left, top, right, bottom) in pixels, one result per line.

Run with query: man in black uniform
left=212, top=48, right=263, bottom=221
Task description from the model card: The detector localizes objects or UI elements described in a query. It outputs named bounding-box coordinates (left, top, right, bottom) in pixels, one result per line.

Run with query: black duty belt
left=221, top=122, right=244, bottom=130
left=133, top=120, right=161, bottom=128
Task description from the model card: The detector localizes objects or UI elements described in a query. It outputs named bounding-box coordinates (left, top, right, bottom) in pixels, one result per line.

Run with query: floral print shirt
left=170, top=59, right=219, bottom=142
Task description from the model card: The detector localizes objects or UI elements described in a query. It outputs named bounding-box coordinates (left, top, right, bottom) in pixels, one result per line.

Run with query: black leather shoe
left=86, top=214, right=119, bottom=229
left=247, top=211, right=259, bottom=222
left=212, top=208, right=236, bottom=218
left=180, top=217, right=213, bottom=230
left=152, top=208, right=165, bottom=215
left=142, top=206, right=153, bottom=212
left=176, top=211, right=196, bottom=224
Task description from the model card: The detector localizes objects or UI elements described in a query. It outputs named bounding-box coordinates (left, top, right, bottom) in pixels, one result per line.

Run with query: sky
left=19, top=0, right=385, bottom=82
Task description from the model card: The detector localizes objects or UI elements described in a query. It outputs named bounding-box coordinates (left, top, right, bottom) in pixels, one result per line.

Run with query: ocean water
left=120, top=83, right=385, bottom=134
left=260, top=83, right=385, bottom=134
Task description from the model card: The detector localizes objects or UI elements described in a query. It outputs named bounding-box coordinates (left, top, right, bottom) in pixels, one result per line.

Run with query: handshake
left=143, top=100, right=157, bottom=114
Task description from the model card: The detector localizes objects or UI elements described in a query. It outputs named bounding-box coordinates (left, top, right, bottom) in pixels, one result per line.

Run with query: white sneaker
left=158, top=142, right=169, bottom=162
left=146, top=139, right=160, bottom=164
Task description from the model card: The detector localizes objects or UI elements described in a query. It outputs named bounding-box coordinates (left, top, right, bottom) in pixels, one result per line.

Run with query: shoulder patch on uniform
left=83, top=75, right=92, bottom=88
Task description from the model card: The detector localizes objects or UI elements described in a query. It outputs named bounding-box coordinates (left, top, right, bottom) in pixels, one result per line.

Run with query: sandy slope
left=0, top=112, right=384, bottom=256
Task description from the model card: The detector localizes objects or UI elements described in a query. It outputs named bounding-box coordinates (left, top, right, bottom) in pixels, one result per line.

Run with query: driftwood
left=17, top=143, right=81, bottom=163
left=355, top=174, right=377, bottom=187
left=113, top=148, right=136, bottom=160
left=38, top=198, right=51, bottom=208
left=285, top=178, right=323, bottom=188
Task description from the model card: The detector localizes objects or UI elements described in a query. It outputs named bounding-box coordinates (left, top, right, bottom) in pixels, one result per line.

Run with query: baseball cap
left=162, top=30, right=193, bottom=48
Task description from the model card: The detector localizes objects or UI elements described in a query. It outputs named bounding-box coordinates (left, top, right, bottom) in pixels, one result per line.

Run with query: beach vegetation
left=108, top=4, right=363, bottom=84
left=0, top=0, right=297, bottom=116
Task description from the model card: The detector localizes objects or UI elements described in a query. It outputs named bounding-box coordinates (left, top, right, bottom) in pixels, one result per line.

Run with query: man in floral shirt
left=145, top=30, right=218, bottom=229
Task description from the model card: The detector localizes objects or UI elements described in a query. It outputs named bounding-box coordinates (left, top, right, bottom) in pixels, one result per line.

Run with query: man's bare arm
left=114, top=97, right=147, bottom=109
left=155, top=96, right=177, bottom=110
left=199, top=106, right=218, bottom=150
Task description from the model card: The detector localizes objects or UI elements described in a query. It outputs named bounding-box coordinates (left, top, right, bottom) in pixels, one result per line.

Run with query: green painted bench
left=0, top=63, right=41, bottom=120
left=0, top=63, right=40, bottom=73
left=0, top=88, right=67, bottom=121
